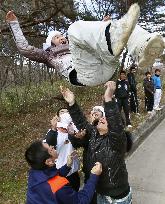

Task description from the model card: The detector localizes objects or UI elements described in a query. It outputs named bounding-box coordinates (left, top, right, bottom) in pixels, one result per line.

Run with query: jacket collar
left=28, top=166, right=58, bottom=188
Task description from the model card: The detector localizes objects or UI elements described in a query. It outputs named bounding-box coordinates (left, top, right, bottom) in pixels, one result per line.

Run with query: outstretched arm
left=6, top=11, right=49, bottom=63
left=60, top=86, right=94, bottom=137
left=56, top=162, right=102, bottom=204
left=104, top=81, right=126, bottom=152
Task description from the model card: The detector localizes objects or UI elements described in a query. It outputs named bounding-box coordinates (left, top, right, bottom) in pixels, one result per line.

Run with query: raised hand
left=67, top=151, right=78, bottom=167
left=104, top=81, right=116, bottom=102
left=6, top=11, right=17, bottom=22
left=60, top=86, right=75, bottom=106
left=91, top=162, right=102, bottom=176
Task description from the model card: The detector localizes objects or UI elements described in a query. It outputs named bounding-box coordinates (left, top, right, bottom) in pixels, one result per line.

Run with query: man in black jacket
left=115, top=70, right=132, bottom=128
left=60, top=81, right=132, bottom=204
left=143, top=71, right=155, bottom=113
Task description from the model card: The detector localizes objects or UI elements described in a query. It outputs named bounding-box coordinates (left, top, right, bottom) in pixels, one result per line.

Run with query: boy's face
left=155, top=71, right=160, bottom=75
left=42, top=142, right=58, bottom=163
left=131, top=68, right=136, bottom=73
left=51, top=34, right=68, bottom=46
left=120, top=73, right=126, bottom=80
left=146, top=74, right=151, bottom=79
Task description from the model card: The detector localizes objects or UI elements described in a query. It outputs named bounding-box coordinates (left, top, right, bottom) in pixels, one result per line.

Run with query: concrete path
left=126, top=118, right=165, bottom=204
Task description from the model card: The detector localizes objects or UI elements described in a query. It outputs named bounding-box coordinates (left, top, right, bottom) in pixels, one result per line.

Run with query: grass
left=0, top=75, right=165, bottom=203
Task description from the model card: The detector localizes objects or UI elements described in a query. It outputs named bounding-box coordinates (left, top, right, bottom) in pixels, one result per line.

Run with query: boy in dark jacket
left=127, top=66, right=139, bottom=114
left=115, top=70, right=132, bottom=127
left=25, top=138, right=102, bottom=204
left=60, top=81, right=132, bottom=204
left=143, top=71, right=155, bottom=113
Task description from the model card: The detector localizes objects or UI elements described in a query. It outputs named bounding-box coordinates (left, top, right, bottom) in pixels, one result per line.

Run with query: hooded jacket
left=26, top=164, right=99, bottom=204
left=68, top=100, right=129, bottom=198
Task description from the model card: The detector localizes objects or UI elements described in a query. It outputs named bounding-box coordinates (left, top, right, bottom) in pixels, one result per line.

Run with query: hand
left=6, top=11, right=17, bottom=22
left=104, top=81, right=116, bottom=102
left=67, top=151, right=78, bottom=167
left=60, top=86, right=75, bottom=106
left=50, top=115, right=59, bottom=131
left=91, top=162, right=102, bottom=176
left=103, top=15, right=111, bottom=21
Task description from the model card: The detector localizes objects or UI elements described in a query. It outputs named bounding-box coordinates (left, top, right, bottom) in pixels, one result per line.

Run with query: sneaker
left=110, top=3, right=140, bottom=56
left=127, top=125, right=132, bottom=128
left=147, top=111, right=152, bottom=114
left=154, top=107, right=162, bottom=111
left=138, top=35, right=164, bottom=68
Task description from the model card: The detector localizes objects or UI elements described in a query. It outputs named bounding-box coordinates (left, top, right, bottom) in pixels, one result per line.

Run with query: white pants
left=154, top=89, right=162, bottom=109
left=68, top=20, right=117, bottom=86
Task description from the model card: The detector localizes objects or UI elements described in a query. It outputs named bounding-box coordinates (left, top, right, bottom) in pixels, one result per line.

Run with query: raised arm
left=104, top=81, right=124, bottom=135
left=104, top=82, right=126, bottom=153
left=6, top=11, right=49, bottom=63
left=56, top=162, right=102, bottom=204
left=60, top=86, right=94, bottom=135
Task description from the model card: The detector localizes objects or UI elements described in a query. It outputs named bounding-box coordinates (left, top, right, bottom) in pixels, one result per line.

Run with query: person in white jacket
left=44, top=110, right=80, bottom=191
left=6, top=3, right=164, bottom=87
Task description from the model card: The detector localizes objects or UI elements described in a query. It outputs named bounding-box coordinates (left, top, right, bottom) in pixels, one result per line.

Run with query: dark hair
left=155, top=69, right=160, bottom=73
left=25, top=140, right=50, bottom=170
left=145, top=71, right=151, bottom=76
left=56, top=107, right=67, bottom=117
left=120, top=70, right=126, bottom=75
left=130, top=65, right=136, bottom=71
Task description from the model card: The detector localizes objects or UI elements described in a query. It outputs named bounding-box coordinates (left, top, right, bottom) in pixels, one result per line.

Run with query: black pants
left=117, top=98, right=131, bottom=126
left=145, top=93, right=154, bottom=111
left=67, top=171, right=80, bottom=192
left=130, top=91, right=139, bottom=113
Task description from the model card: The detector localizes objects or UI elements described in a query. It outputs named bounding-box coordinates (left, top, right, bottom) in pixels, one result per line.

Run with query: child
left=153, top=69, right=162, bottom=110
left=6, top=4, right=164, bottom=86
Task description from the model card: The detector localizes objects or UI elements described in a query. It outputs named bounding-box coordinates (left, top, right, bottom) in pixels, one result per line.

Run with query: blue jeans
left=97, top=190, right=132, bottom=204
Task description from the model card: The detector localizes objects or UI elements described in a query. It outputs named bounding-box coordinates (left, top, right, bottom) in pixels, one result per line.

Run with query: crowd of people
left=115, top=65, right=163, bottom=128
left=4, top=2, right=165, bottom=204
left=25, top=82, right=134, bottom=204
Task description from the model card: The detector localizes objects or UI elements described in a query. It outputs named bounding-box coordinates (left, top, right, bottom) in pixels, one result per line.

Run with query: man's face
left=120, top=73, right=126, bottom=80
left=51, top=35, right=68, bottom=46
left=42, top=142, right=58, bottom=162
left=97, top=117, right=108, bottom=135
left=131, top=68, right=136, bottom=74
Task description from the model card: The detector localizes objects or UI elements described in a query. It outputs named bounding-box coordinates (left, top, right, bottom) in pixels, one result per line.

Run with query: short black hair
left=155, top=69, right=160, bottom=73
left=120, top=70, right=126, bottom=75
left=56, top=107, right=67, bottom=117
left=145, top=71, right=151, bottom=76
left=25, top=140, right=50, bottom=170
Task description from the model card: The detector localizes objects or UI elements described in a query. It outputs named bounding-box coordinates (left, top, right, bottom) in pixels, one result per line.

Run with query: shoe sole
left=114, top=3, right=140, bottom=56
left=139, top=35, right=164, bottom=68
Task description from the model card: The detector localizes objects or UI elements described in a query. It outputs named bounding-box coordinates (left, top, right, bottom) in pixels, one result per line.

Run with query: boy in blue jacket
left=25, top=139, right=102, bottom=204
left=152, top=69, right=162, bottom=111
